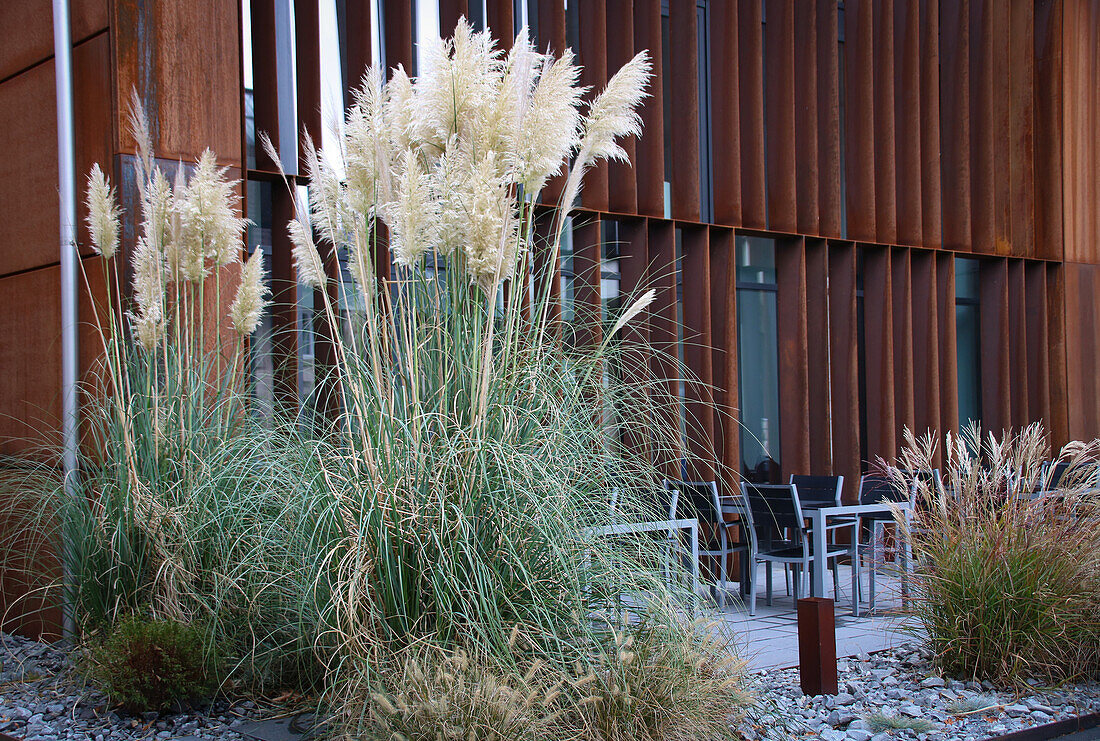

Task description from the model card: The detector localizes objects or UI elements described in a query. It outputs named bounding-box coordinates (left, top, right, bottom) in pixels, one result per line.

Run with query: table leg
left=691, top=522, right=700, bottom=616
left=812, top=510, right=827, bottom=597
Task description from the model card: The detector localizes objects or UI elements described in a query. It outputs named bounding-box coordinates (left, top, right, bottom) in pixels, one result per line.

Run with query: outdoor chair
left=1040, top=461, right=1100, bottom=493
left=662, top=480, right=748, bottom=608
left=789, top=474, right=849, bottom=598
left=740, top=482, right=858, bottom=616
left=857, top=474, right=914, bottom=611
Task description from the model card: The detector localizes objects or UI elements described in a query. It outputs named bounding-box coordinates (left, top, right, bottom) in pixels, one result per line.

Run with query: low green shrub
left=892, top=424, right=1100, bottom=684
left=83, top=616, right=218, bottom=712
left=864, top=711, right=938, bottom=734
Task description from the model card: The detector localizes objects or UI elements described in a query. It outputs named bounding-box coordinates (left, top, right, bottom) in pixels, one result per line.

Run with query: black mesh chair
left=790, top=475, right=849, bottom=597
left=857, top=474, right=914, bottom=610
left=662, top=480, right=747, bottom=608
left=740, top=483, right=858, bottom=615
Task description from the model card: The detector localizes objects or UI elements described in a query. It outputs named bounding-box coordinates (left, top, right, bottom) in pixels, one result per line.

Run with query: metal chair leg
left=766, top=562, right=774, bottom=606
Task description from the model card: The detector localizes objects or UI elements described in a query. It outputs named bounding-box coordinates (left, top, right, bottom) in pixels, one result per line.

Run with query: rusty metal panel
left=939, top=0, right=972, bottom=251
left=682, top=227, right=716, bottom=480
left=794, top=2, right=820, bottom=235
left=909, top=250, right=940, bottom=445
left=805, top=239, right=832, bottom=472
left=990, top=2, right=1013, bottom=255
left=776, top=237, right=810, bottom=478
left=936, top=253, right=959, bottom=438
left=383, top=0, right=414, bottom=72
left=618, top=218, right=653, bottom=462
left=648, top=220, right=683, bottom=474
left=532, top=211, right=561, bottom=330
left=709, top=227, right=740, bottom=487
left=632, top=0, right=664, bottom=217
left=816, top=0, right=842, bottom=238
left=486, top=0, right=514, bottom=40
left=711, top=2, right=741, bottom=226
left=1046, top=263, right=1069, bottom=447
left=1007, top=260, right=1029, bottom=426
left=607, top=0, right=638, bottom=214
left=535, top=0, right=567, bottom=206
left=0, top=32, right=111, bottom=278
left=343, top=0, right=373, bottom=101
left=893, top=0, right=922, bottom=246
left=0, top=258, right=107, bottom=452
left=1024, top=262, right=1051, bottom=427
left=1061, top=2, right=1100, bottom=265
left=738, top=0, right=767, bottom=229
left=828, top=243, right=860, bottom=497
left=296, top=0, right=322, bottom=167
left=968, top=0, right=994, bottom=254
left=438, top=0, right=468, bottom=39
left=862, top=246, right=896, bottom=462
left=890, top=248, right=915, bottom=442
left=579, top=2, right=610, bottom=212
left=764, top=0, right=797, bottom=234
left=1008, top=3, right=1035, bottom=257
left=917, top=0, right=941, bottom=248
left=844, top=0, right=876, bottom=241
left=250, top=0, right=281, bottom=172
left=978, top=258, right=1010, bottom=434
left=572, top=218, right=603, bottom=352
left=114, top=1, right=242, bottom=164
left=1062, top=263, right=1100, bottom=440
left=269, top=186, right=299, bottom=407
left=0, top=0, right=107, bottom=82
left=1033, top=0, right=1063, bottom=260
left=670, top=0, right=701, bottom=221
left=871, top=0, right=897, bottom=245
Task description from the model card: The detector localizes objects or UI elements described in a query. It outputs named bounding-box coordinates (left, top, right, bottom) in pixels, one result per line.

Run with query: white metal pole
left=52, top=0, right=79, bottom=640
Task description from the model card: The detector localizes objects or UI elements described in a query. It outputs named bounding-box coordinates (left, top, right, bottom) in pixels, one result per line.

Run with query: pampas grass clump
left=891, top=424, right=1100, bottom=684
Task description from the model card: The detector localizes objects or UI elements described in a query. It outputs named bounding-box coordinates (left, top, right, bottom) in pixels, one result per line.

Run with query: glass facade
left=955, top=257, right=982, bottom=429
left=736, top=236, right=781, bottom=482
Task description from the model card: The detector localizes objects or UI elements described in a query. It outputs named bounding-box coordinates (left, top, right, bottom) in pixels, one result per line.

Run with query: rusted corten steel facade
left=2, top=0, right=1100, bottom=511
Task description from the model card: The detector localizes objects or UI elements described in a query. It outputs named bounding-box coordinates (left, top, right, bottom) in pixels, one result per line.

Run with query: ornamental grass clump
left=890, top=423, right=1100, bottom=685
left=0, top=94, right=326, bottom=689
left=272, top=18, right=746, bottom=739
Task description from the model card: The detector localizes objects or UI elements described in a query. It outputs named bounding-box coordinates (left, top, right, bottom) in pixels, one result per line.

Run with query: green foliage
left=83, top=616, right=217, bottom=712
left=893, top=424, right=1100, bottom=684
left=864, top=711, right=938, bottom=734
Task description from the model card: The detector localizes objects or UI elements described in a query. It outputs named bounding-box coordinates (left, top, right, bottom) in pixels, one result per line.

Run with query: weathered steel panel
left=828, top=243, right=861, bottom=497
left=794, top=1, right=821, bottom=235
left=579, top=1, right=609, bottom=211
left=844, top=0, right=876, bottom=241
left=0, top=0, right=107, bottom=82
left=893, top=0, right=922, bottom=246
left=670, top=0, right=701, bottom=221
left=816, top=0, right=842, bottom=238
left=978, top=258, right=1010, bottom=433
left=776, top=237, right=810, bottom=477
left=939, top=0, right=972, bottom=251
left=682, top=226, right=716, bottom=480
left=711, top=1, right=741, bottom=226
left=607, top=0, right=639, bottom=214
left=738, top=0, right=767, bottom=229
left=633, top=0, right=664, bottom=217
left=765, top=0, right=797, bottom=234
left=872, top=0, right=897, bottom=245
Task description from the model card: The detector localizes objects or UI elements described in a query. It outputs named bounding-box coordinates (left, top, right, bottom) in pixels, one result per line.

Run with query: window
left=736, top=235, right=781, bottom=482
left=955, top=258, right=982, bottom=429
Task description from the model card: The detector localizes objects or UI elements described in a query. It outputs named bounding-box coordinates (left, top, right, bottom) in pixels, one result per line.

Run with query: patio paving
left=711, top=570, right=921, bottom=672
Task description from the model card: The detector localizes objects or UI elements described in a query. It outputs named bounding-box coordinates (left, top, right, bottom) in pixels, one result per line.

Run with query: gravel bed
left=737, top=643, right=1100, bottom=741
left=0, top=631, right=279, bottom=740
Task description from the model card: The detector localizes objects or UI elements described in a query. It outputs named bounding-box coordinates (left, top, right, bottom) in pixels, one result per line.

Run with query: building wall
left=1, top=0, right=1099, bottom=494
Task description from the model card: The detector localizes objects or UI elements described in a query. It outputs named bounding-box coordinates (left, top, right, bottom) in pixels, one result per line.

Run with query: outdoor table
left=806, top=502, right=912, bottom=617
left=584, top=518, right=701, bottom=608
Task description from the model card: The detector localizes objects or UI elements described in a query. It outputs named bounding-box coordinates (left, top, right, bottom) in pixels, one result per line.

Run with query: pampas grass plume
left=85, top=163, right=121, bottom=259
left=229, top=247, right=269, bottom=336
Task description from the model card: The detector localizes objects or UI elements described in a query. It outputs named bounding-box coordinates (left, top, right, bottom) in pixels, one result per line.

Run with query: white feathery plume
left=229, top=247, right=269, bottom=336
left=288, top=214, right=325, bottom=289
left=475, top=28, right=538, bottom=173
left=384, top=65, right=418, bottom=153
left=461, top=152, right=519, bottom=290
left=516, top=49, right=584, bottom=193
left=128, top=235, right=165, bottom=351
left=608, top=289, right=656, bottom=337
left=385, top=149, right=439, bottom=269
left=303, top=132, right=345, bottom=248
left=183, top=149, right=246, bottom=268
left=127, top=89, right=155, bottom=187
left=557, top=51, right=651, bottom=226
left=164, top=165, right=188, bottom=282
left=345, top=67, right=392, bottom=217
left=416, top=20, right=500, bottom=150
left=432, top=139, right=471, bottom=258
left=576, top=51, right=652, bottom=167
left=85, top=163, right=121, bottom=259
